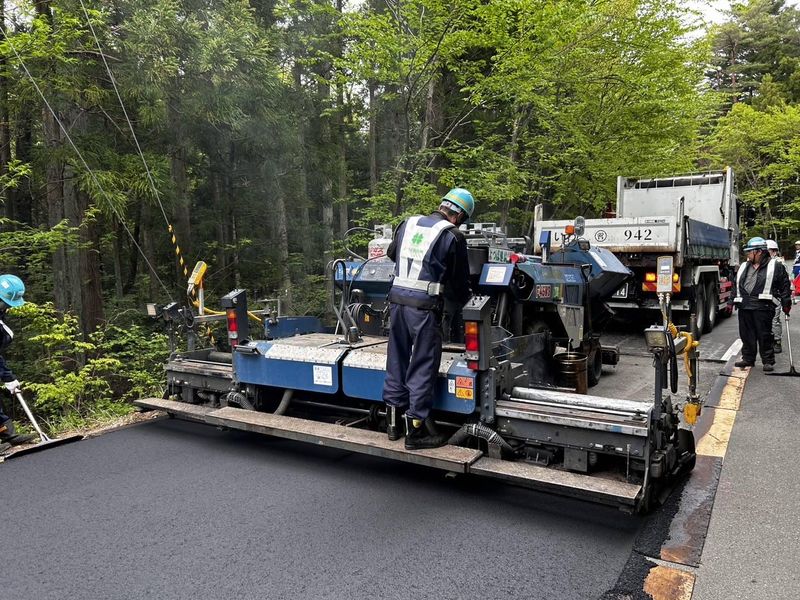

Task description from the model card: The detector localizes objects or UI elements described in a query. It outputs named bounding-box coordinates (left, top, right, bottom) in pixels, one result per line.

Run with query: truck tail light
left=226, top=309, right=239, bottom=347
left=645, top=272, right=657, bottom=282
left=465, top=321, right=479, bottom=352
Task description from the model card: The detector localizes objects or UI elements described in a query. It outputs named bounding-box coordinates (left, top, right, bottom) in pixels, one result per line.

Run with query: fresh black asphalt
left=4, top=418, right=641, bottom=600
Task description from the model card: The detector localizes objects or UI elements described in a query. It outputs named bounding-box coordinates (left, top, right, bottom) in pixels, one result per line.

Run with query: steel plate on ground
left=205, top=406, right=483, bottom=472
left=469, top=456, right=642, bottom=507
left=134, top=397, right=217, bottom=422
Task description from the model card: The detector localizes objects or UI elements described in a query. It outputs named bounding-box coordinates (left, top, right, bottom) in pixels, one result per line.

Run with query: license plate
left=612, top=283, right=628, bottom=299
left=488, top=247, right=512, bottom=263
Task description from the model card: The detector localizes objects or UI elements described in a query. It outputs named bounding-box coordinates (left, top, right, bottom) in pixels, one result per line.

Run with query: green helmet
left=440, top=188, right=475, bottom=218
left=0, top=274, right=25, bottom=308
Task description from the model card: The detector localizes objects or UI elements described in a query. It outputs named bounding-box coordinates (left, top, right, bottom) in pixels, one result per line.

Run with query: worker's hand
left=4, top=379, right=20, bottom=394
left=783, top=304, right=792, bottom=316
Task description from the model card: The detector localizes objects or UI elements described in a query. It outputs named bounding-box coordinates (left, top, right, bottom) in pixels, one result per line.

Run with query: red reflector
left=227, top=309, right=239, bottom=347
left=510, top=253, right=526, bottom=264
left=226, top=309, right=238, bottom=331
left=467, top=360, right=479, bottom=370
left=465, top=334, right=479, bottom=352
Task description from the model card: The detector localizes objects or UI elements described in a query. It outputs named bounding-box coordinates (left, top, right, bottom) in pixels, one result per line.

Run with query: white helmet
left=766, top=239, right=779, bottom=250
left=796, top=240, right=800, bottom=245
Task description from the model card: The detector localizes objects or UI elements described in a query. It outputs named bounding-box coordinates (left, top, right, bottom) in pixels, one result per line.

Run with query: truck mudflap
left=134, top=398, right=642, bottom=509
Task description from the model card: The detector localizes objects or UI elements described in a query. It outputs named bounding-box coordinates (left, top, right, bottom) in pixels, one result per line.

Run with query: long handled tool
left=769, top=313, right=800, bottom=378
left=5, top=390, right=83, bottom=458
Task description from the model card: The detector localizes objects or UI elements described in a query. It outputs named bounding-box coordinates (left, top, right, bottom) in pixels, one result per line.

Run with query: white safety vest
left=392, top=216, right=454, bottom=296
left=733, top=258, right=778, bottom=304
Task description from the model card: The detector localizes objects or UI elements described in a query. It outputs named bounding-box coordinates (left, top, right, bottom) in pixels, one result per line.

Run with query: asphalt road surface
left=2, top=317, right=743, bottom=600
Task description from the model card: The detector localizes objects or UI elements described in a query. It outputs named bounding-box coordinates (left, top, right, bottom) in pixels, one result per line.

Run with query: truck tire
left=704, top=280, right=718, bottom=334
left=587, top=347, right=603, bottom=387
left=693, top=285, right=706, bottom=340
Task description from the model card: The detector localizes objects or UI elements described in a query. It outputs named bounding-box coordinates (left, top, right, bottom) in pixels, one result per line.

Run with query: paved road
left=2, top=317, right=744, bottom=600
left=5, top=419, right=638, bottom=600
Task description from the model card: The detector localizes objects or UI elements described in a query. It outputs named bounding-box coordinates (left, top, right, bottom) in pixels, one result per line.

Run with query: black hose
left=447, top=422, right=516, bottom=455
left=667, top=328, right=678, bottom=394
left=274, top=389, right=293, bottom=416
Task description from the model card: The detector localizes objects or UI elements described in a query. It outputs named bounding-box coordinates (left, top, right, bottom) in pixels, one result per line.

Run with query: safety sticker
left=455, top=388, right=474, bottom=400
left=448, top=379, right=456, bottom=394
left=455, top=376, right=473, bottom=388
left=313, top=365, right=333, bottom=386
left=485, top=266, right=507, bottom=283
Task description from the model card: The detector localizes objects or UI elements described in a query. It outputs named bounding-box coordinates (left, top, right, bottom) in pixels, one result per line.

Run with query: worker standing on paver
left=766, top=240, right=789, bottom=353
left=382, top=188, right=473, bottom=449
left=734, top=238, right=792, bottom=371
left=0, top=274, right=36, bottom=453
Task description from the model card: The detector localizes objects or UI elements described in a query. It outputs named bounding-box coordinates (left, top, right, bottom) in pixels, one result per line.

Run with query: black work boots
left=0, top=419, right=35, bottom=446
left=404, top=415, right=447, bottom=450
left=386, top=405, right=405, bottom=441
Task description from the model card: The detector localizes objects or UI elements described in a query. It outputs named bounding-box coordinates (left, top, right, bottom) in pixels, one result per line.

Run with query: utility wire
left=0, top=27, right=174, bottom=301
left=77, top=0, right=192, bottom=281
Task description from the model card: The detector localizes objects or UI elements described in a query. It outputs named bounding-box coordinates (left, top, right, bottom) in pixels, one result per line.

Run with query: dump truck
left=534, top=169, right=739, bottom=337
left=138, top=222, right=701, bottom=512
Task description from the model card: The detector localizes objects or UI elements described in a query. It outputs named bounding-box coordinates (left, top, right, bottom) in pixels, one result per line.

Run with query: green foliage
left=707, top=102, right=800, bottom=241
left=4, top=303, right=168, bottom=434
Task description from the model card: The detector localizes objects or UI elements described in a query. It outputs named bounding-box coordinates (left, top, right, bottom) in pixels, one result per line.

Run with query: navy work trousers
left=382, top=303, right=442, bottom=420
left=739, top=308, right=776, bottom=365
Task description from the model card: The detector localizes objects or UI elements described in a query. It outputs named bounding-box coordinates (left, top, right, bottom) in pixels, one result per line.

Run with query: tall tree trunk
left=123, top=201, right=142, bottom=295
left=169, top=101, right=191, bottom=282
left=213, top=172, right=227, bottom=281
left=36, top=1, right=70, bottom=311
left=13, top=106, right=34, bottom=226
left=0, top=1, right=10, bottom=222
left=141, top=203, right=161, bottom=301
left=268, top=164, right=292, bottom=314
left=368, top=81, right=377, bottom=196
left=78, top=190, right=105, bottom=336
left=113, top=221, right=125, bottom=299
left=334, top=0, right=348, bottom=235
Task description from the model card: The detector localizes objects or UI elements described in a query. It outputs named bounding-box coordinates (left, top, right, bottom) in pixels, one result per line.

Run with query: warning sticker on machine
left=455, top=387, right=474, bottom=400
left=313, top=365, right=333, bottom=386
left=485, top=266, right=507, bottom=283
left=448, top=379, right=456, bottom=394
left=455, top=376, right=473, bottom=388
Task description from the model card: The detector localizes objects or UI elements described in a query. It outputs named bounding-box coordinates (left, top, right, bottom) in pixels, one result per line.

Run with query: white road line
left=721, top=339, right=742, bottom=362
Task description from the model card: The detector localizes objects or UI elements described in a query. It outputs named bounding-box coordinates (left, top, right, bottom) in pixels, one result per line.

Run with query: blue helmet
left=440, top=188, right=475, bottom=218
left=0, top=274, right=25, bottom=308
left=743, top=236, right=767, bottom=252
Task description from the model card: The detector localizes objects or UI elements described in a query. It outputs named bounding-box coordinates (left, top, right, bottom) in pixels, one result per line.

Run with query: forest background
left=0, top=0, right=798, bottom=432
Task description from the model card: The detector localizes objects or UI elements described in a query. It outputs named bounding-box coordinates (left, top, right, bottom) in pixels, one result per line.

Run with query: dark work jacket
left=0, top=308, right=15, bottom=382
left=387, top=212, right=471, bottom=311
left=734, top=255, right=792, bottom=311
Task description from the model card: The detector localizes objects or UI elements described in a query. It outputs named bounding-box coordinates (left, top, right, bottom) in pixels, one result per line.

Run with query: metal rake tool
left=769, top=313, right=800, bottom=378
left=5, top=390, right=83, bottom=458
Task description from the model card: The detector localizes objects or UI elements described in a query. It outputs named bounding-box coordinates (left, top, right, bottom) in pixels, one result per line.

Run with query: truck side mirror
left=744, top=206, right=756, bottom=228
left=574, top=216, right=586, bottom=237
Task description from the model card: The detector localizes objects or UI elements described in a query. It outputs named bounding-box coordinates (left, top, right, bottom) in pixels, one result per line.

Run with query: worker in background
left=766, top=240, right=789, bottom=353
left=382, top=188, right=473, bottom=450
left=733, top=238, right=792, bottom=371
left=0, top=274, right=35, bottom=452
left=794, top=240, right=800, bottom=278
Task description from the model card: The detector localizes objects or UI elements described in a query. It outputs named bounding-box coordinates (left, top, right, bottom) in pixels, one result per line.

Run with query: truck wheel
left=704, top=281, right=718, bottom=334
left=693, top=285, right=707, bottom=339
left=587, top=347, right=603, bottom=387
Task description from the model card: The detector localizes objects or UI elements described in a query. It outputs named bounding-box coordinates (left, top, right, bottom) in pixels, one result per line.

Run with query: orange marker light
left=564, top=225, right=575, bottom=235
